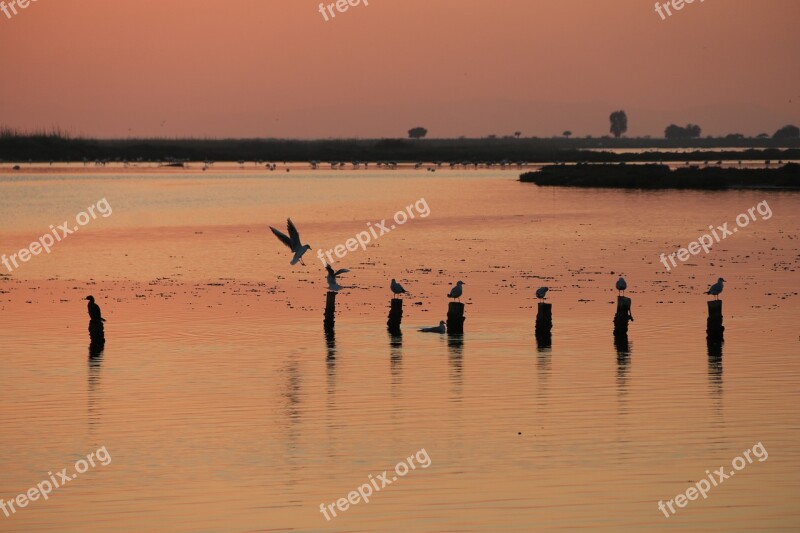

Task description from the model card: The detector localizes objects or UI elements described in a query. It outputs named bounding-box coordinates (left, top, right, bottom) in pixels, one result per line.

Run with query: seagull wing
left=325, top=264, right=335, bottom=277
left=270, top=226, right=293, bottom=250
left=286, top=218, right=301, bottom=249
left=334, top=269, right=350, bottom=276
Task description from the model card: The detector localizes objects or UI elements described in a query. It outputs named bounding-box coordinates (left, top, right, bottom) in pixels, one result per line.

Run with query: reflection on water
left=389, top=331, right=403, bottom=387
left=708, top=339, right=724, bottom=417
left=615, top=335, right=632, bottom=409
left=87, top=344, right=103, bottom=434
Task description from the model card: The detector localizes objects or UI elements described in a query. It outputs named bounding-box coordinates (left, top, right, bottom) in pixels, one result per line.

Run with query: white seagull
left=616, top=276, right=627, bottom=296
left=420, top=321, right=446, bottom=334
left=326, top=264, right=350, bottom=292
left=270, top=218, right=311, bottom=266
left=390, top=278, right=407, bottom=298
left=705, top=278, right=726, bottom=300
left=448, top=281, right=465, bottom=302
left=535, top=287, right=549, bottom=302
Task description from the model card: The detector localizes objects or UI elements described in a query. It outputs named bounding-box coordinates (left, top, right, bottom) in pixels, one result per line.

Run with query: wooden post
left=324, top=291, right=337, bottom=332
left=447, top=302, right=465, bottom=334
left=706, top=300, right=724, bottom=341
left=89, top=319, right=105, bottom=344
left=613, top=296, right=633, bottom=337
left=387, top=298, right=403, bottom=334
left=535, top=302, right=552, bottom=338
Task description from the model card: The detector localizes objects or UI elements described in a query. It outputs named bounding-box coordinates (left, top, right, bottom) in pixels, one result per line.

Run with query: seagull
left=85, top=296, right=105, bottom=322
left=448, top=281, right=465, bottom=302
left=269, top=218, right=311, bottom=266
left=325, top=263, right=350, bottom=292
left=420, top=321, right=446, bottom=333
left=391, top=278, right=407, bottom=298
left=616, top=276, right=627, bottom=296
left=705, top=278, right=726, bottom=300
left=535, top=287, right=549, bottom=302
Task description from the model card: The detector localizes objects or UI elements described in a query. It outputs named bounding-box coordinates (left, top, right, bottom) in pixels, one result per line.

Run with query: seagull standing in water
left=616, top=276, right=627, bottom=296
left=535, top=287, right=549, bottom=302
left=448, top=281, right=465, bottom=302
left=420, top=321, right=446, bottom=333
left=325, top=264, right=350, bottom=292
left=705, top=278, right=726, bottom=300
left=85, top=296, right=105, bottom=322
left=269, top=218, right=311, bottom=266
left=391, top=278, right=407, bottom=298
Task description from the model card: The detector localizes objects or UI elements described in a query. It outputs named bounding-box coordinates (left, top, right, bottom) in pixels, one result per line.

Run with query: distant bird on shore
left=270, top=218, right=311, bottom=266
left=705, top=278, right=726, bottom=300
left=420, top=321, right=446, bottom=334
left=448, top=281, right=465, bottom=302
left=391, top=278, right=407, bottom=298
left=616, top=276, right=627, bottom=296
left=85, top=296, right=105, bottom=322
left=325, top=264, right=349, bottom=292
left=535, top=287, right=549, bottom=302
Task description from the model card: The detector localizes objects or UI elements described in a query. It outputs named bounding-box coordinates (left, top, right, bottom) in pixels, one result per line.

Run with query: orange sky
left=0, top=0, right=798, bottom=138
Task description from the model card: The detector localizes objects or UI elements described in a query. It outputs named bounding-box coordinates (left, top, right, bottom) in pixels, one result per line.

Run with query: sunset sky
left=0, top=0, right=798, bottom=139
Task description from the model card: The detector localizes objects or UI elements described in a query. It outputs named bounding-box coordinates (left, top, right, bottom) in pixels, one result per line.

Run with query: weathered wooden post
left=535, top=302, right=552, bottom=338
left=447, top=302, right=465, bottom=334
left=89, top=319, right=105, bottom=345
left=324, top=291, right=336, bottom=332
left=387, top=298, right=403, bottom=334
left=613, top=296, right=633, bottom=336
left=706, top=300, right=724, bottom=341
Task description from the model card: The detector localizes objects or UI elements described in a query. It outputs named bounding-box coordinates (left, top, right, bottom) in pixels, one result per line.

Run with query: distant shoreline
left=519, top=163, right=800, bottom=190
left=1, top=134, right=799, bottom=164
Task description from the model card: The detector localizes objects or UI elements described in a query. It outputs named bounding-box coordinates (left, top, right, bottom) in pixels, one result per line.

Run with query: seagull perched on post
left=535, top=287, right=549, bottom=302
left=325, top=264, right=350, bottom=292
left=705, top=278, right=726, bottom=300
left=85, top=296, right=105, bottom=322
left=420, top=321, right=446, bottom=333
left=390, top=278, right=407, bottom=298
left=616, top=276, right=627, bottom=296
left=448, top=281, right=465, bottom=302
left=269, top=218, right=311, bottom=266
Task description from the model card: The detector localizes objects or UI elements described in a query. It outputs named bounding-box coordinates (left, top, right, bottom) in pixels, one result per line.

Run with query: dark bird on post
left=705, top=278, right=726, bottom=300
left=616, top=276, right=627, bottom=296
left=325, top=263, right=350, bottom=292
left=535, top=286, right=549, bottom=302
left=448, top=281, right=465, bottom=302
left=85, top=296, right=105, bottom=322
left=391, top=278, right=407, bottom=298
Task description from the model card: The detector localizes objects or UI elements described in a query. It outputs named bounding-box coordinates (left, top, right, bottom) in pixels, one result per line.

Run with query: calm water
left=1, top=166, right=798, bottom=531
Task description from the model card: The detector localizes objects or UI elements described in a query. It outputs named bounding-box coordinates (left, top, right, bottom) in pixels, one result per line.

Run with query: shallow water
left=1, top=167, right=798, bottom=531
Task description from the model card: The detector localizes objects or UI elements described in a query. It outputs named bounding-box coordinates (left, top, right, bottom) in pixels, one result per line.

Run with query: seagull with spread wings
left=325, top=263, right=350, bottom=292
left=269, top=218, right=311, bottom=266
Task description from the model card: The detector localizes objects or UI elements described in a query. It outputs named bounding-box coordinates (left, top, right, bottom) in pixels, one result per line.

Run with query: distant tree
left=773, top=124, right=800, bottom=139
left=563, top=130, right=572, bottom=138
left=665, top=123, right=702, bottom=140
left=487, top=134, right=497, bottom=140
left=408, top=127, right=428, bottom=139
left=609, top=110, right=628, bottom=138
left=725, top=133, right=745, bottom=140
left=514, top=131, right=522, bottom=139
left=756, top=133, right=770, bottom=139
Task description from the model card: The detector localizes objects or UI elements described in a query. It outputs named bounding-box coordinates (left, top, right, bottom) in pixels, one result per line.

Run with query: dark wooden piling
left=706, top=300, right=724, bottom=340
left=88, top=319, right=105, bottom=344
left=324, top=291, right=337, bottom=332
left=613, top=296, right=633, bottom=337
left=387, top=298, right=403, bottom=334
left=535, top=302, right=552, bottom=338
left=447, top=302, right=465, bottom=334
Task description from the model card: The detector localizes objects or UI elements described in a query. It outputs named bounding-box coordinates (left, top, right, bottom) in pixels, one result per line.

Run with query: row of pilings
left=323, top=293, right=725, bottom=341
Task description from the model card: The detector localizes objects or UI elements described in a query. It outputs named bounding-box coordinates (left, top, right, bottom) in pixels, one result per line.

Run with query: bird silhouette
left=420, top=321, right=446, bottom=333
left=85, top=296, right=105, bottom=322
left=705, top=278, right=726, bottom=300
left=448, top=281, right=465, bottom=302
left=616, top=276, right=627, bottom=296
left=535, top=286, right=549, bottom=302
left=270, top=218, right=311, bottom=266
left=325, top=264, right=350, bottom=292
left=391, top=278, right=407, bottom=298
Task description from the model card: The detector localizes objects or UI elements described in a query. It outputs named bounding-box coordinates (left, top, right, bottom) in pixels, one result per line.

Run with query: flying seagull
left=390, top=278, right=407, bottom=298
left=325, top=263, right=350, bottom=292
left=270, top=218, right=311, bottom=266
left=420, top=321, right=446, bottom=334
left=535, top=287, right=549, bottom=302
left=705, top=278, right=726, bottom=300
left=616, top=276, right=627, bottom=296
left=448, top=281, right=465, bottom=302
left=85, top=296, right=105, bottom=322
